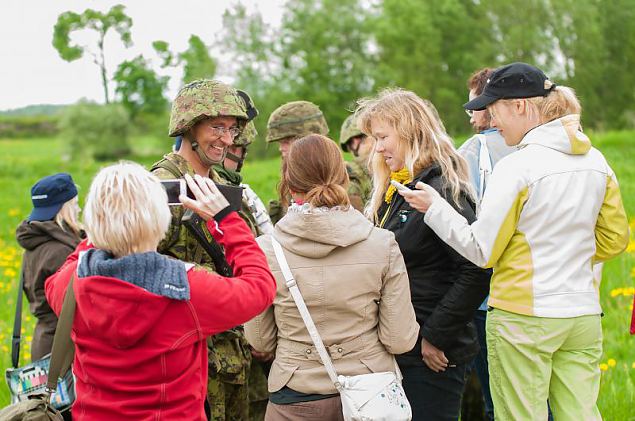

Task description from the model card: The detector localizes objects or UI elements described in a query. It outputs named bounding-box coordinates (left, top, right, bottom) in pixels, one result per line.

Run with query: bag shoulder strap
left=46, top=274, right=77, bottom=393
left=270, top=238, right=342, bottom=390
left=11, top=270, right=25, bottom=368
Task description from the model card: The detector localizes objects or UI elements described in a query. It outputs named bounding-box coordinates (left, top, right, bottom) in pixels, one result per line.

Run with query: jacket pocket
left=359, top=353, right=394, bottom=375
left=268, top=359, right=299, bottom=393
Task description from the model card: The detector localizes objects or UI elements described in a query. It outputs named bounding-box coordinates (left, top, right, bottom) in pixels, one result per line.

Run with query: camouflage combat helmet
left=234, top=121, right=257, bottom=147
left=266, top=100, right=329, bottom=143
left=339, top=114, right=364, bottom=152
left=168, top=79, right=248, bottom=137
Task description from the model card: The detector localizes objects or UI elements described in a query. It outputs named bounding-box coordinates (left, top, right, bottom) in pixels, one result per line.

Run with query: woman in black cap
left=16, top=172, right=83, bottom=361
left=400, top=62, right=629, bottom=420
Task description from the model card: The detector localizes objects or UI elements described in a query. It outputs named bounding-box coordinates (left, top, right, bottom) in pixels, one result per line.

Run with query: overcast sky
left=0, top=0, right=283, bottom=111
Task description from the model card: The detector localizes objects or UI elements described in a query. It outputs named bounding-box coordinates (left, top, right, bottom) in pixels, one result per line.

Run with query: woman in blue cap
left=16, top=172, right=83, bottom=361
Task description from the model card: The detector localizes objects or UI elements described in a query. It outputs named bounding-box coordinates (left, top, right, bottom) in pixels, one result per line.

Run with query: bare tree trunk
left=98, top=32, right=110, bottom=104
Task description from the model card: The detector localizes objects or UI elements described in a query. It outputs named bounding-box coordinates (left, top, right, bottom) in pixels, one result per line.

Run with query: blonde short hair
left=83, top=161, right=171, bottom=257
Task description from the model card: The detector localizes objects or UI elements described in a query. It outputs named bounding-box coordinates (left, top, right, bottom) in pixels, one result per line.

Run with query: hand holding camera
left=179, top=174, right=230, bottom=221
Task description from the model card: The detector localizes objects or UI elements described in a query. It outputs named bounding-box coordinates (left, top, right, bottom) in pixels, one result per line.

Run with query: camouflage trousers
left=207, top=370, right=250, bottom=421
left=206, top=329, right=268, bottom=420
left=248, top=359, right=270, bottom=421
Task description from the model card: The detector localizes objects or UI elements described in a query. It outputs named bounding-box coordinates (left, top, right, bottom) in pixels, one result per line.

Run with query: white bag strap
left=270, top=237, right=343, bottom=390
left=476, top=134, right=492, bottom=214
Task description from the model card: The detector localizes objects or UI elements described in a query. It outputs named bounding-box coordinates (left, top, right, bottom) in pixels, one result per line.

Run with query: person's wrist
left=213, top=205, right=232, bottom=222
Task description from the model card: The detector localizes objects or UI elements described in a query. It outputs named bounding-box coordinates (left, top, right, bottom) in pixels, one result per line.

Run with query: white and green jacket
left=425, top=114, right=629, bottom=318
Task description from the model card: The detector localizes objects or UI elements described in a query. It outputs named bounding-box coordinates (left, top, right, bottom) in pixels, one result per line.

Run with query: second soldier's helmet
left=234, top=121, right=257, bottom=147
left=266, top=100, right=329, bottom=143
left=233, top=89, right=259, bottom=147
left=168, top=79, right=248, bottom=137
left=339, top=114, right=364, bottom=152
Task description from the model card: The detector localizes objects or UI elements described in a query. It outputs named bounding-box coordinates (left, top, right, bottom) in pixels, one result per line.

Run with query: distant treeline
left=220, top=0, right=635, bottom=158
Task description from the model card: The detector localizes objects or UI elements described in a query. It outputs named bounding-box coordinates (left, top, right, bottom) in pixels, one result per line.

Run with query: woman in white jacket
left=400, top=62, right=629, bottom=421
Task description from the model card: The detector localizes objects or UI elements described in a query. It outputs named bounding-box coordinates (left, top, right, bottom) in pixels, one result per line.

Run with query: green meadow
left=0, top=133, right=633, bottom=418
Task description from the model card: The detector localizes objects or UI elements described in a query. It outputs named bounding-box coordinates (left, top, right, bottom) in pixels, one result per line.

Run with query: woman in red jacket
left=45, top=161, right=276, bottom=421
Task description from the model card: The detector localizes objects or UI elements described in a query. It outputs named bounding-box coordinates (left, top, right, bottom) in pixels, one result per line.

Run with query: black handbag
left=0, top=274, right=77, bottom=421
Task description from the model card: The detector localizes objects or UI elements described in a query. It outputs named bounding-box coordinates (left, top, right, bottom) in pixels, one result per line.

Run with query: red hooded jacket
left=45, top=213, right=276, bottom=420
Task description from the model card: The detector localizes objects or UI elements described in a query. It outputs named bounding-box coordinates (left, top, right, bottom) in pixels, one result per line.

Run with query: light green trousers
left=486, top=308, right=603, bottom=421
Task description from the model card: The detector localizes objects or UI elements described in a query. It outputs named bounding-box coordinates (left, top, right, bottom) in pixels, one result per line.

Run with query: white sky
left=0, top=0, right=284, bottom=111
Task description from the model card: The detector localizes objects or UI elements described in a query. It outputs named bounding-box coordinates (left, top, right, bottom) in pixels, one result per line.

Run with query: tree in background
left=113, top=55, right=169, bottom=119
left=153, top=35, right=217, bottom=85
left=52, top=4, right=133, bottom=104
left=220, top=0, right=375, bottom=158
left=59, top=101, right=131, bottom=161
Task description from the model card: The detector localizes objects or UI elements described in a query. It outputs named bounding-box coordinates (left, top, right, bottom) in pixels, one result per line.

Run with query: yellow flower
left=3, top=268, right=16, bottom=278
left=599, top=363, right=608, bottom=371
left=610, top=288, right=623, bottom=298
left=26, top=336, right=32, bottom=343
left=632, top=362, right=635, bottom=369
left=608, top=359, right=616, bottom=368
left=8, top=208, right=19, bottom=217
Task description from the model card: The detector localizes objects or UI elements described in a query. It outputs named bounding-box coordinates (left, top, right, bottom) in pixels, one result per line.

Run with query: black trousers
left=400, top=360, right=468, bottom=421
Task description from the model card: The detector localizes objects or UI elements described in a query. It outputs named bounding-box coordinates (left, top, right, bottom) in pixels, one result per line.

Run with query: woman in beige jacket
left=245, top=134, right=419, bottom=420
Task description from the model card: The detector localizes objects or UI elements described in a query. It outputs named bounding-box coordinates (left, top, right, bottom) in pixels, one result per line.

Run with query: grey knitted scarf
left=77, top=249, right=190, bottom=300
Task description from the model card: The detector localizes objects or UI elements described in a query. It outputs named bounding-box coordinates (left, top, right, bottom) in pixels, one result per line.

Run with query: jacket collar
left=274, top=206, right=374, bottom=259
left=519, top=114, right=590, bottom=155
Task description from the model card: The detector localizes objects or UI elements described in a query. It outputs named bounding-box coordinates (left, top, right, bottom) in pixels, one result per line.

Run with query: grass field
left=0, top=133, right=633, bottom=418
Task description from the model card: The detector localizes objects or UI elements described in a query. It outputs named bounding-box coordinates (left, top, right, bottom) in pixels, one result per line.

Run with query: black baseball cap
left=28, top=173, right=78, bottom=222
left=464, top=62, right=555, bottom=111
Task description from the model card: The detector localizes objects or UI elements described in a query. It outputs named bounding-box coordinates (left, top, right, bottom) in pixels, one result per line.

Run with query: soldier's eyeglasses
left=205, top=123, right=241, bottom=140
left=465, top=109, right=474, bottom=118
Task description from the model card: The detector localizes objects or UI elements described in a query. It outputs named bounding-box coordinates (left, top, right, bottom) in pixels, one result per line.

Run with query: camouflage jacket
left=347, top=160, right=372, bottom=212
left=150, top=152, right=252, bottom=384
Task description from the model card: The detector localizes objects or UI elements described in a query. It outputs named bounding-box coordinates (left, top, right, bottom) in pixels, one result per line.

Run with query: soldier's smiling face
left=190, top=116, right=238, bottom=164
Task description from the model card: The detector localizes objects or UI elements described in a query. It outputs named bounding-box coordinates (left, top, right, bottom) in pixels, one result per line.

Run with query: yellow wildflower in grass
left=611, top=288, right=623, bottom=297
left=8, top=208, right=20, bottom=217
left=26, top=336, right=32, bottom=343
left=3, top=268, right=16, bottom=278
left=600, top=363, right=609, bottom=371
left=1, top=345, right=8, bottom=354
left=632, top=362, right=635, bottom=369
left=608, top=359, right=617, bottom=368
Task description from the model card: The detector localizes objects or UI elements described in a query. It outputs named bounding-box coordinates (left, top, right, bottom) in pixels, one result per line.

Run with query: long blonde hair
left=55, top=195, right=82, bottom=236
left=355, top=88, right=473, bottom=221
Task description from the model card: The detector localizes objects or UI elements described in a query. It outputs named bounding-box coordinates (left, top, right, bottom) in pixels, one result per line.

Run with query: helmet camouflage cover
left=339, top=114, right=364, bottom=152
left=266, top=100, right=329, bottom=143
left=168, top=79, right=248, bottom=137
left=234, top=121, right=257, bottom=147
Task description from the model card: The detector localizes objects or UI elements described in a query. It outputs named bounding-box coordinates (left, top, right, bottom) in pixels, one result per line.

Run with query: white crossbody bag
left=271, top=238, right=412, bottom=421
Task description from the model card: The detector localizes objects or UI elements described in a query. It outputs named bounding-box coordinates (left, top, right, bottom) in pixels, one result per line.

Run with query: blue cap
left=28, top=173, right=78, bottom=222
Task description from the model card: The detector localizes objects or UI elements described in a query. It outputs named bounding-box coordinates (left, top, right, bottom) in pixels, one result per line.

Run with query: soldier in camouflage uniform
left=340, top=113, right=373, bottom=209
left=266, top=101, right=367, bottom=222
left=212, top=91, right=272, bottom=421
left=151, top=79, right=253, bottom=421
